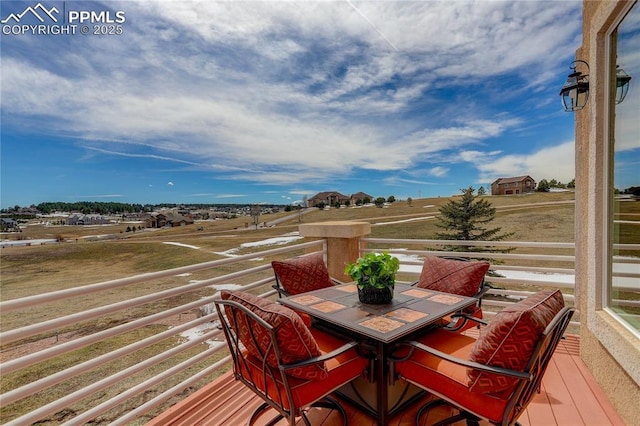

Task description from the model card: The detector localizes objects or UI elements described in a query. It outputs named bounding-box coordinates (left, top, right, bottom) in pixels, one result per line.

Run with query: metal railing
left=0, top=240, right=325, bottom=426
left=363, top=238, right=639, bottom=310
left=363, top=238, right=577, bottom=312
left=1, top=237, right=638, bottom=425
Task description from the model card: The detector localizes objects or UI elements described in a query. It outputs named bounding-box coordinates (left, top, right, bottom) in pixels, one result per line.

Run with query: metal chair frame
left=397, top=306, right=575, bottom=426
left=214, top=298, right=359, bottom=426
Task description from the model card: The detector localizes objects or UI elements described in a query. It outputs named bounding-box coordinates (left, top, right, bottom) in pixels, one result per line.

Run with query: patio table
left=278, top=282, right=477, bottom=426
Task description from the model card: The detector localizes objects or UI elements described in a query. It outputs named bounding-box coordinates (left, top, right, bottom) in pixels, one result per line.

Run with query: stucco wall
left=576, top=1, right=640, bottom=424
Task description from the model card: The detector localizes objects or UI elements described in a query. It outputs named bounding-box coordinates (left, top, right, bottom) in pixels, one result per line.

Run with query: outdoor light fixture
left=615, top=65, right=632, bottom=104
left=559, top=60, right=590, bottom=112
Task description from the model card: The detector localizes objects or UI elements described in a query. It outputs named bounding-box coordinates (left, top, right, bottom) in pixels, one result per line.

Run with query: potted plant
left=345, top=252, right=400, bottom=304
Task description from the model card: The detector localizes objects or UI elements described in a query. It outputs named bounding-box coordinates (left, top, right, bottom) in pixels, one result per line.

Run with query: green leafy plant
left=345, top=252, right=400, bottom=289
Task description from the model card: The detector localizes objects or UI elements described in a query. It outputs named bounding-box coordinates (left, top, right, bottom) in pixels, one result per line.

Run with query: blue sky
left=0, top=0, right=617, bottom=208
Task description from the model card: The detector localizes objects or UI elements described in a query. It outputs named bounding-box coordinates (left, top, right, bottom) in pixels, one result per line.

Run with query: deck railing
left=1, top=237, right=637, bottom=425
left=0, top=239, right=325, bottom=426
left=365, top=238, right=576, bottom=315
left=365, top=238, right=639, bottom=309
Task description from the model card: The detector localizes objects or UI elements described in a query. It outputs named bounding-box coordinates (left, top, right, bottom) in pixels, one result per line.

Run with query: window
left=607, top=1, right=639, bottom=333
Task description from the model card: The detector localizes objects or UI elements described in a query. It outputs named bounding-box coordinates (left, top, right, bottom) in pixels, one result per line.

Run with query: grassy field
left=0, top=191, right=582, bottom=335
left=1, top=190, right=638, bottom=424
left=1, top=192, right=579, bottom=301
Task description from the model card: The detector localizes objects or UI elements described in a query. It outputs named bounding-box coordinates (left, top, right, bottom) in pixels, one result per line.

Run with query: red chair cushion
left=397, top=328, right=511, bottom=424
left=467, top=289, right=565, bottom=394
left=416, top=256, right=489, bottom=297
left=220, top=290, right=327, bottom=380
left=237, top=327, right=368, bottom=410
left=272, top=253, right=334, bottom=295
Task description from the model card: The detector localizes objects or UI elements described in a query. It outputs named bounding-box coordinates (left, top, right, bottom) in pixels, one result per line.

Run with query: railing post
left=299, top=221, right=371, bottom=282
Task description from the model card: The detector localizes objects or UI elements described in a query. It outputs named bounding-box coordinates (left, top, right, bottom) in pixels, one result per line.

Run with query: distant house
left=308, top=191, right=350, bottom=207
left=66, top=214, right=110, bottom=225
left=0, top=218, right=19, bottom=231
left=145, top=212, right=194, bottom=228
left=145, top=213, right=163, bottom=228
left=308, top=191, right=375, bottom=207
left=350, top=192, right=374, bottom=205
left=491, top=176, right=536, bottom=195
left=166, top=212, right=194, bottom=227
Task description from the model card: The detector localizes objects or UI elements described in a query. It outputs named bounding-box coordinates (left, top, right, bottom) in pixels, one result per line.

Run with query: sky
left=0, top=0, right=634, bottom=208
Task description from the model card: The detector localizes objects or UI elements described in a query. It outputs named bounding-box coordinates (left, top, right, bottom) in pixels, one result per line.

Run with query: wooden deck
left=147, top=335, right=625, bottom=426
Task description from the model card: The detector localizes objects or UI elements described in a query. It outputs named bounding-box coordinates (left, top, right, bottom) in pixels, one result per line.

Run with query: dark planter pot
left=357, top=285, right=394, bottom=304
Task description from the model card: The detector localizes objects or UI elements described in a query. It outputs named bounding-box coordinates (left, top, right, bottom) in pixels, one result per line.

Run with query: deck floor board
left=147, top=335, right=625, bottom=426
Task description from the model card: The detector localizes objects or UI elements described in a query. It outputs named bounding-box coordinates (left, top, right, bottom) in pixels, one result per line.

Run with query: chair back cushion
left=467, top=289, right=565, bottom=394
left=272, top=253, right=334, bottom=295
left=416, top=256, right=490, bottom=297
left=220, top=290, right=328, bottom=380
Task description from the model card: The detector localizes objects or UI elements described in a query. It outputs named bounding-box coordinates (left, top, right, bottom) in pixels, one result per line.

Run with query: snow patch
left=215, top=233, right=303, bottom=258
left=494, top=269, right=574, bottom=284
left=179, top=284, right=246, bottom=348
left=239, top=234, right=302, bottom=248
left=179, top=322, right=224, bottom=349
left=163, top=242, right=200, bottom=250
left=391, top=250, right=578, bottom=283
left=214, top=248, right=240, bottom=257
left=373, top=216, right=435, bottom=226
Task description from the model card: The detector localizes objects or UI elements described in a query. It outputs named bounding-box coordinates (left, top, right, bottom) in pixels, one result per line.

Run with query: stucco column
left=299, top=221, right=371, bottom=282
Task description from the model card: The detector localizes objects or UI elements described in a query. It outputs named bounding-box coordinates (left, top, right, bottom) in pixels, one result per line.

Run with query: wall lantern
left=559, top=60, right=590, bottom=112
left=615, top=65, right=632, bottom=104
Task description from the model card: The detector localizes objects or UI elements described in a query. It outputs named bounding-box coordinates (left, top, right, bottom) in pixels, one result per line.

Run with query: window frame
left=601, top=0, right=640, bottom=339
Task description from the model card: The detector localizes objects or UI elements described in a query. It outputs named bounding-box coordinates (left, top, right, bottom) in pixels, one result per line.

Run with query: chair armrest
left=271, top=284, right=289, bottom=298
left=443, top=312, right=487, bottom=332
left=449, top=313, right=488, bottom=326
left=403, top=340, right=532, bottom=381
left=279, top=341, right=359, bottom=371
left=475, top=284, right=490, bottom=299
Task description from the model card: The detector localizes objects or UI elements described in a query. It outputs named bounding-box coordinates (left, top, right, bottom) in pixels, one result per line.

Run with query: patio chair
left=271, top=252, right=342, bottom=297
left=214, top=290, right=368, bottom=426
left=412, top=256, right=490, bottom=332
left=392, top=289, right=574, bottom=426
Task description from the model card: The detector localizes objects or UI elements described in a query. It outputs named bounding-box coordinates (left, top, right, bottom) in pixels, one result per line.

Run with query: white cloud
left=428, top=167, right=449, bottom=177
left=1, top=1, right=583, bottom=191
left=215, top=194, right=247, bottom=199
left=475, top=141, right=575, bottom=183
left=459, top=150, right=502, bottom=164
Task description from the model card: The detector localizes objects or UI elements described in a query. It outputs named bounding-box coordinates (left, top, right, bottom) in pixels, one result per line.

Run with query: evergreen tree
left=436, top=187, right=513, bottom=252
left=537, top=179, right=550, bottom=192
left=624, top=186, right=640, bottom=196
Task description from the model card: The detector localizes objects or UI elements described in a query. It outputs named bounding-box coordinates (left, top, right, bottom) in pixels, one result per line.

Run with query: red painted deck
left=147, top=335, right=625, bottom=426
